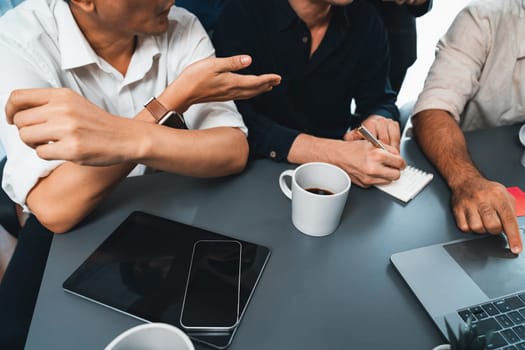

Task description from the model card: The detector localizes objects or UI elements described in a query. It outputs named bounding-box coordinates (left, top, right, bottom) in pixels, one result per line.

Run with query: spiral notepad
left=374, top=166, right=433, bottom=203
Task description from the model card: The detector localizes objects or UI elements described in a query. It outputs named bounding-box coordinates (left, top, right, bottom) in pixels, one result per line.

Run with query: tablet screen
left=63, top=211, right=271, bottom=349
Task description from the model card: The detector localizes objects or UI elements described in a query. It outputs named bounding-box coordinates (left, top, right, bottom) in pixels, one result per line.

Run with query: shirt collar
left=332, top=5, right=352, bottom=32
left=275, top=0, right=300, bottom=31
left=123, top=35, right=161, bottom=85
left=55, top=1, right=99, bottom=70
left=54, top=1, right=161, bottom=78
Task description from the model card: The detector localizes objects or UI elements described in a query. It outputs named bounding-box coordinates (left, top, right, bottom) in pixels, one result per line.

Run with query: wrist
left=143, top=97, right=186, bottom=129
left=159, top=77, right=194, bottom=113
left=447, top=169, right=483, bottom=191
left=109, top=116, right=149, bottom=163
left=287, top=134, right=334, bottom=164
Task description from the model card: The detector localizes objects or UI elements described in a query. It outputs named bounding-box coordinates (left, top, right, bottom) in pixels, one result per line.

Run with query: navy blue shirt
left=176, top=0, right=225, bottom=32
left=213, top=0, right=398, bottom=161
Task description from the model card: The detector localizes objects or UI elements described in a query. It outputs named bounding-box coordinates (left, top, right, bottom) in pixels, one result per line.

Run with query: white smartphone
left=180, top=240, right=242, bottom=331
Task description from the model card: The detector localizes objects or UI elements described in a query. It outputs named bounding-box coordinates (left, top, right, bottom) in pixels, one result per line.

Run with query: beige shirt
left=413, top=0, right=525, bottom=131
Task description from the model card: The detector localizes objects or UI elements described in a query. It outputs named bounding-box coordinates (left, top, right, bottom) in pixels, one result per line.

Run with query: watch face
left=159, top=111, right=187, bottom=129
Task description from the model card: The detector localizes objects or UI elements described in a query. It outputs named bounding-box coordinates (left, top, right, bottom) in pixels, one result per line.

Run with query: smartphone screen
left=180, top=240, right=242, bottom=331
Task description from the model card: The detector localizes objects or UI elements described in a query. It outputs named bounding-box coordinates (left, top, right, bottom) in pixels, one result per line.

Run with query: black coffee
left=305, top=187, right=334, bottom=196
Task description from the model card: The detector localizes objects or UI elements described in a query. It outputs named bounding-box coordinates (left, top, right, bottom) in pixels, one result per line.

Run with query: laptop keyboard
left=457, top=292, right=525, bottom=349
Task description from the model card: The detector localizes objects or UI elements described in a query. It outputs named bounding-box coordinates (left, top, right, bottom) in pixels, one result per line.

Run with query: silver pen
left=356, top=125, right=387, bottom=150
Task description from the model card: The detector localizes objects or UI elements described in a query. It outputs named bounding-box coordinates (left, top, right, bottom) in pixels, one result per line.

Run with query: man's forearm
left=287, top=134, right=334, bottom=165
left=136, top=126, right=248, bottom=177
left=27, top=122, right=247, bottom=233
left=412, top=109, right=481, bottom=189
left=26, top=162, right=134, bottom=234
left=25, top=103, right=247, bottom=234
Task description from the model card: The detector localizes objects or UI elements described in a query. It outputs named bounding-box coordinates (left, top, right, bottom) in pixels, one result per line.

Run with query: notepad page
left=374, top=166, right=434, bottom=203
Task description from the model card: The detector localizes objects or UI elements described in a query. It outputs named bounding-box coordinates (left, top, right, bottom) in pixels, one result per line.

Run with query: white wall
left=397, top=1, right=472, bottom=106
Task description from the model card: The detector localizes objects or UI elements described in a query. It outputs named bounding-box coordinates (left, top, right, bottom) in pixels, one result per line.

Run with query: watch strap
left=144, top=97, right=169, bottom=123
left=144, top=97, right=187, bottom=129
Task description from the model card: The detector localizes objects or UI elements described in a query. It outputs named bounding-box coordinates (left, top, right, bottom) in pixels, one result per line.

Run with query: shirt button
left=269, top=151, right=277, bottom=159
left=302, top=36, right=308, bottom=44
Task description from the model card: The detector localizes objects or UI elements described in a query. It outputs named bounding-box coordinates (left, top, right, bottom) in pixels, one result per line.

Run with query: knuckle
left=35, top=146, right=48, bottom=159
left=18, top=127, right=29, bottom=142
left=392, top=170, right=402, bottom=181
left=363, top=164, right=378, bottom=176
left=62, top=120, right=76, bottom=134
left=9, top=89, right=22, bottom=103
left=360, top=175, right=374, bottom=186
left=60, top=103, right=75, bottom=117
left=56, top=88, right=73, bottom=100
left=485, top=222, right=502, bottom=234
left=478, top=202, right=493, bottom=217
left=229, top=57, right=238, bottom=71
left=452, top=206, right=463, bottom=218
left=457, top=222, right=470, bottom=232
left=68, top=138, right=83, bottom=158
left=470, top=223, right=484, bottom=233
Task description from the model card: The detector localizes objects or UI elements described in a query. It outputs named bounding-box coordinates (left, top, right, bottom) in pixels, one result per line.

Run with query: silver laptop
left=391, top=217, right=525, bottom=349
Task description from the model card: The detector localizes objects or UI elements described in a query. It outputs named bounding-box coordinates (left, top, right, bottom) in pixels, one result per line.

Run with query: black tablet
left=63, top=211, right=271, bottom=349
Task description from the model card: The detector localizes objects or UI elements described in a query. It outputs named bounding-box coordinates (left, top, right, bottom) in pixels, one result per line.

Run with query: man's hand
left=334, top=140, right=406, bottom=187
left=393, top=0, right=428, bottom=5
left=288, top=133, right=406, bottom=188
left=6, top=88, right=134, bottom=166
left=344, top=115, right=401, bottom=152
left=450, top=176, right=522, bottom=254
left=293, top=115, right=404, bottom=187
left=169, top=55, right=281, bottom=112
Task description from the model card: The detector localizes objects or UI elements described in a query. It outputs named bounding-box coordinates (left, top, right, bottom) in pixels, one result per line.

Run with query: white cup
left=279, top=162, right=351, bottom=237
left=104, top=323, right=195, bottom=350
left=519, top=124, right=525, bottom=167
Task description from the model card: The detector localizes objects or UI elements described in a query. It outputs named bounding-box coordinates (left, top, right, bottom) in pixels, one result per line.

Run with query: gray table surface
left=25, top=124, right=525, bottom=349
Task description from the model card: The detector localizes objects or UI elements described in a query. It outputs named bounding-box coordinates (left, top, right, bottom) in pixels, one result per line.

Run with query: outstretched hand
left=171, top=55, right=281, bottom=112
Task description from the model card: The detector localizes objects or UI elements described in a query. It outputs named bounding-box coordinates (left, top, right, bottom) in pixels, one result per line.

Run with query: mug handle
left=279, top=170, right=294, bottom=199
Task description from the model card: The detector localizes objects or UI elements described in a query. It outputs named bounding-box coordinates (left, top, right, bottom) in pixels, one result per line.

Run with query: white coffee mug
left=279, top=162, right=351, bottom=236
left=104, top=323, right=195, bottom=350
left=519, top=124, right=525, bottom=167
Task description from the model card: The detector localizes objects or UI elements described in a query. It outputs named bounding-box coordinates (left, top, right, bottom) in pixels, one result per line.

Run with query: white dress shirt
left=0, top=0, right=247, bottom=210
left=413, top=0, right=525, bottom=131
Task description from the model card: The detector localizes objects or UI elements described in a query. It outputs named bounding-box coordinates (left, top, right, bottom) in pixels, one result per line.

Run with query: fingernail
left=512, top=246, right=521, bottom=254
left=240, top=56, right=250, bottom=64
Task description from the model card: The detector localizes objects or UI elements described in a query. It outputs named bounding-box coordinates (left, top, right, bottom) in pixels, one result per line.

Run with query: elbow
left=36, top=215, right=76, bottom=234
left=197, top=129, right=248, bottom=178
left=228, top=135, right=249, bottom=175
left=31, top=205, right=80, bottom=234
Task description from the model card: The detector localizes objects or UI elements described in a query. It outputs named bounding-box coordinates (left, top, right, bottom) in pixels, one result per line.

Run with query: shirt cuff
left=413, top=91, right=462, bottom=123
left=368, top=107, right=399, bottom=121
left=252, top=123, right=300, bottom=162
